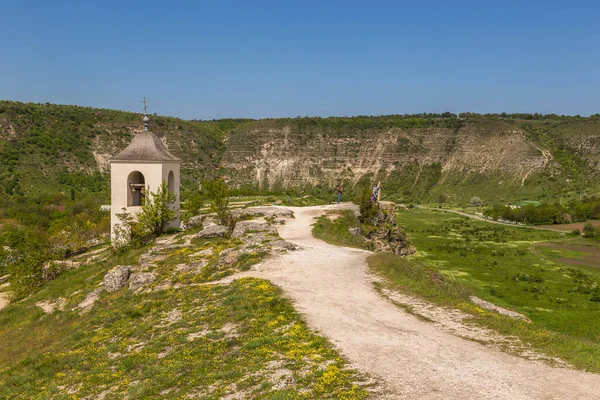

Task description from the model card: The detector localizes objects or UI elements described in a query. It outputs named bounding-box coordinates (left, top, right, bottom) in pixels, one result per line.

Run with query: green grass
left=312, top=211, right=368, bottom=249
left=371, top=208, right=600, bottom=371
left=0, top=233, right=368, bottom=399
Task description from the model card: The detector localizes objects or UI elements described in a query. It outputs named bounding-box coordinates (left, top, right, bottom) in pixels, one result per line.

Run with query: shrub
left=583, top=222, right=597, bottom=238
left=202, top=178, right=232, bottom=226
left=184, top=192, right=204, bottom=218
left=137, top=182, right=178, bottom=238
left=572, top=228, right=581, bottom=236
left=470, top=197, right=482, bottom=207
left=353, top=186, right=378, bottom=224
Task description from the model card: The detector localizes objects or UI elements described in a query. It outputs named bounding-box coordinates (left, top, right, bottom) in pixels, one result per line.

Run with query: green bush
left=136, top=182, right=178, bottom=238
left=353, top=186, right=377, bottom=224
left=202, top=178, right=232, bottom=226
left=583, top=222, right=597, bottom=238
left=470, top=197, right=482, bottom=207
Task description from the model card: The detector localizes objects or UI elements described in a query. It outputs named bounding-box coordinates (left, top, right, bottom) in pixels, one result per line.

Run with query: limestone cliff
left=221, top=117, right=586, bottom=201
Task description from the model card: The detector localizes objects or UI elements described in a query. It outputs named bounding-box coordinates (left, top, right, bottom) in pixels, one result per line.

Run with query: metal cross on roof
left=141, top=97, right=149, bottom=114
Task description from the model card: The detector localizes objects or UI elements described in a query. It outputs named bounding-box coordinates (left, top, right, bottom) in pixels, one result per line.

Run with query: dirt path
left=226, top=205, right=600, bottom=399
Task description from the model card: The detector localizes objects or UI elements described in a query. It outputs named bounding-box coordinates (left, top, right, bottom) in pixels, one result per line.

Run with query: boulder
left=231, top=220, right=277, bottom=239
left=194, top=225, right=229, bottom=239
left=231, top=206, right=293, bottom=219
left=103, top=265, right=131, bottom=293
left=202, top=215, right=219, bottom=228
left=129, top=272, right=156, bottom=291
left=399, top=244, right=417, bottom=256
left=186, top=215, right=204, bottom=229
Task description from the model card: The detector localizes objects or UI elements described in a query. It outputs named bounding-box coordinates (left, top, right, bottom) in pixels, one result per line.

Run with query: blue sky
left=1, top=0, right=598, bottom=119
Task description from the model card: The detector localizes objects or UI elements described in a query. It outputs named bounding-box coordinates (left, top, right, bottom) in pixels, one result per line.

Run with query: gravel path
left=229, top=204, right=600, bottom=399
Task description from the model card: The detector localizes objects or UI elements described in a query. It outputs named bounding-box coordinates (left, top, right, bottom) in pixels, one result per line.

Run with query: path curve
left=416, top=206, right=570, bottom=233
left=231, top=205, right=600, bottom=399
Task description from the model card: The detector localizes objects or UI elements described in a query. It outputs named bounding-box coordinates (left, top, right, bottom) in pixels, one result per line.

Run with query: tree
left=202, top=178, right=231, bottom=226
left=136, top=182, right=177, bottom=238
left=470, top=197, right=482, bottom=207
left=583, top=222, right=597, bottom=238
left=354, top=186, right=378, bottom=224
left=184, top=192, right=204, bottom=218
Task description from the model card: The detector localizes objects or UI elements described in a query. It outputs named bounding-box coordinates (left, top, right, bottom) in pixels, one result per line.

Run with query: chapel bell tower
left=109, top=98, right=181, bottom=242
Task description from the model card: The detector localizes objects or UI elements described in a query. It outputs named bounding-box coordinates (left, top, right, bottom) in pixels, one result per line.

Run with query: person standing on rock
left=371, top=182, right=380, bottom=203
left=336, top=184, right=343, bottom=204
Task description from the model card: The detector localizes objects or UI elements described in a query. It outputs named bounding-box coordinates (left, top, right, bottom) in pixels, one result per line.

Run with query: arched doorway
left=127, top=171, right=145, bottom=206
left=167, top=170, right=175, bottom=194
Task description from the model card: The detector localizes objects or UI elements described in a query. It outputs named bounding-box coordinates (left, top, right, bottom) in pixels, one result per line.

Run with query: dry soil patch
left=537, top=220, right=600, bottom=232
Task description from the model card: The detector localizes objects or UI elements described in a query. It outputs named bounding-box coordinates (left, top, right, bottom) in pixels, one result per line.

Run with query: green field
left=312, top=207, right=600, bottom=371
left=397, top=209, right=600, bottom=339
left=372, top=208, right=600, bottom=370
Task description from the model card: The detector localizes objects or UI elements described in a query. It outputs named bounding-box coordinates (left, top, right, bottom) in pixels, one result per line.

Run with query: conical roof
left=111, top=131, right=181, bottom=162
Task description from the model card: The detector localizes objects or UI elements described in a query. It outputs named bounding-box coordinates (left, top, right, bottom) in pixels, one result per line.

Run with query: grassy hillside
left=2, top=101, right=600, bottom=206
left=0, top=101, right=250, bottom=202
left=0, top=228, right=368, bottom=398
left=380, top=209, right=600, bottom=371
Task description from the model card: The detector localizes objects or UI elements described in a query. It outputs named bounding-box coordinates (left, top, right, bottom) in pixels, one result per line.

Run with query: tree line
left=483, top=196, right=600, bottom=225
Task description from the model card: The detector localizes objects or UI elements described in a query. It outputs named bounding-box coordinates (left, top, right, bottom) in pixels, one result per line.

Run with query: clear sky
left=1, top=0, right=599, bottom=119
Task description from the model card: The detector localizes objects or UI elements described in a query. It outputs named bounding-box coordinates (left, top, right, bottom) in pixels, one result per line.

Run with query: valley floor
left=227, top=205, right=600, bottom=399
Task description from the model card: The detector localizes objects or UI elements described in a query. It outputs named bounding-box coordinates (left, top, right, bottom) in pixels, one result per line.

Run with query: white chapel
left=109, top=100, right=181, bottom=242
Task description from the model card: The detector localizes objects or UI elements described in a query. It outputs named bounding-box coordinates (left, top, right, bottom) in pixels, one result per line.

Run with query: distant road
left=414, top=206, right=570, bottom=233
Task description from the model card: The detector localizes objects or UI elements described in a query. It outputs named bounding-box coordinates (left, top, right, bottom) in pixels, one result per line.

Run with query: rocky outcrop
left=231, top=206, right=294, bottom=219
left=364, top=202, right=415, bottom=256
left=231, top=220, right=277, bottom=239
left=78, top=288, right=103, bottom=310
left=222, top=119, right=554, bottom=194
left=103, top=265, right=131, bottom=293
left=194, top=225, right=229, bottom=239
left=129, top=272, right=156, bottom=291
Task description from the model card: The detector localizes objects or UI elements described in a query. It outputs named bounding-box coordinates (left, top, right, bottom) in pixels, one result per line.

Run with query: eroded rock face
left=194, top=225, right=229, bottom=239
left=231, top=220, right=277, bottom=239
left=104, top=265, right=131, bottom=293
left=129, top=272, right=156, bottom=291
left=222, top=120, right=554, bottom=191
